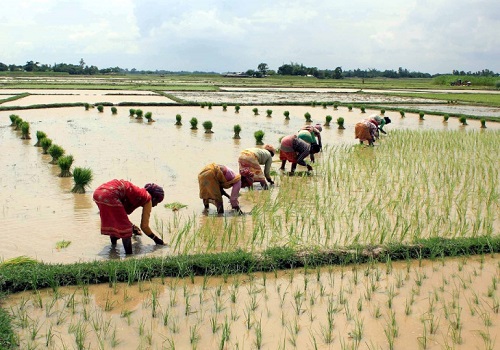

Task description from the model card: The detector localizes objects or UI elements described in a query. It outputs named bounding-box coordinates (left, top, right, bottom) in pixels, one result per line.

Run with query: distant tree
left=257, top=63, right=268, bottom=76
left=333, top=66, right=343, bottom=79
left=0, top=62, right=8, bottom=71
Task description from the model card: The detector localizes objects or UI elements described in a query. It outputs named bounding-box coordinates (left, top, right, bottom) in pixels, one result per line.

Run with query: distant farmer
left=369, top=115, right=391, bottom=134
left=355, top=119, right=379, bottom=146
left=279, top=134, right=319, bottom=175
left=93, top=179, right=165, bottom=254
left=198, top=163, right=244, bottom=214
left=298, top=123, right=323, bottom=162
left=238, top=144, right=275, bottom=189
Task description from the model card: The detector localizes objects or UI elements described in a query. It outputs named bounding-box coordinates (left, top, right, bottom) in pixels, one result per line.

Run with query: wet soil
left=1, top=99, right=498, bottom=264
left=4, top=255, right=499, bottom=349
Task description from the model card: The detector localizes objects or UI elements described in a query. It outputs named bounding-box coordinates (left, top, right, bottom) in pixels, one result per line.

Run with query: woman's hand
left=132, top=224, right=142, bottom=235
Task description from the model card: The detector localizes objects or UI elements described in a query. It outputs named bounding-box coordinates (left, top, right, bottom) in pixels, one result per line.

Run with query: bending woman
left=93, top=179, right=165, bottom=254
left=279, top=134, right=319, bottom=174
left=238, top=144, right=275, bottom=189
left=355, top=119, right=379, bottom=146
left=198, top=163, right=243, bottom=214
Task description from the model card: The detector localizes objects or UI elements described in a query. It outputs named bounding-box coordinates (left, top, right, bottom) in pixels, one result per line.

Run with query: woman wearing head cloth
left=354, top=118, right=379, bottom=146
left=93, top=179, right=166, bottom=254
left=369, top=115, right=391, bottom=134
left=198, top=163, right=243, bottom=214
left=238, top=144, right=275, bottom=190
left=279, top=134, right=318, bottom=174
left=298, top=123, right=323, bottom=162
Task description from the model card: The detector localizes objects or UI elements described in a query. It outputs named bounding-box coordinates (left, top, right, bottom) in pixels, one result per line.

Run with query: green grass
left=0, top=307, right=17, bottom=350
left=384, top=92, right=500, bottom=107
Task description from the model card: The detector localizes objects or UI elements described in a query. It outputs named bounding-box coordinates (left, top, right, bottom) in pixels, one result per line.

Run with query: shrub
left=202, top=120, right=213, bottom=133
left=254, top=130, right=265, bottom=145
left=304, top=112, right=312, bottom=123
left=252, top=108, right=259, bottom=115
left=48, top=144, right=65, bottom=164
left=233, top=124, right=241, bottom=139
left=58, top=155, right=74, bottom=177
left=266, top=109, right=273, bottom=117
left=111, top=106, right=117, bottom=115
left=41, top=138, right=52, bottom=154
left=175, top=114, right=182, bottom=125
left=459, top=116, right=468, bottom=125
left=337, top=117, right=345, bottom=129
left=71, top=167, right=93, bottom=194
left=34, top=130, right=46, bottom=147
left=284, top=111, right=290, bottom=120
left=20, top=121, right=31, bottom=139
left=190, top=117, right=198, bottom=130
left=325, top=115, right=332, bottom=126
left=97, top=104, right=104, bottom=113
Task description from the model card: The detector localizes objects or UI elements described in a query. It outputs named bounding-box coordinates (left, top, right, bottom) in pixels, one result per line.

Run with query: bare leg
left=122, top=237, right=133, bottom=254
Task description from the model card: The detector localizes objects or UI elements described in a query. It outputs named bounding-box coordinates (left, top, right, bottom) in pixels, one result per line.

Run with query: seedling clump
left=48, top=144, right=65, bottom=164
left=71, top=167, right=93, bottom=194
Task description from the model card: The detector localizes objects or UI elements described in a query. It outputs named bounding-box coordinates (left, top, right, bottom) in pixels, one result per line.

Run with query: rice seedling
left=480, top=118, right=487, bottom=128
left=324, top=115, right=332, bottom=126
left=207, top=102, right=213, bottom=109
left=233, top=124, right=241, bottom=139
left=57, top=154, right=74, bottom=177
left=20, top=121, right=31, bottom=139
left=14, top=117, right=23, bottom=130
left=135, top=109, right=143, bottom=119
left=202, top=120, right=214, bottom=133
left=399, top=110, right=405, bottom=118
left=34, top=130, right=46, bottom=146
left=47, top=144, right=65, bottom=164
left=347, top=104, right=353, bottom=111
left=129, top=108, right=136, bottom=117
left=443, top=114, right=449, bottom=122
left=200, top=102, right=206, bottom=108
left=111, top=106, right=117, bottom=114
left=459, top=116, right=468, bottom=125
left=97, top=104, right=104, bottom=112
left=284, top=110, right=290, bottom=120
left=145, top=111, right=154, bottom=122
left=252, top=107, right=259, bottom=115
left=337, top=117, right=345, bottom=129
left=84, top=103, right=90, bottom=110
left=222, top=103, right=227, bottom=111
left=175, top=114, right=182, bottom=125
left=71, top=167, right=93, bottom=194
left=190, top=117, right=198, bottom=130
left=235, top=105, right=240, bottom=113
left=9, top=114, right=20, bottom=126
left=266, top=109, right=272, bottom=117
left=254, top=130, right=265, bottom=145
left=304, top=112, right=312, bottom=122
left=419, top=111, right=425, bottom=120
left=360, top=106, right=366, bottom=113
left=55, top=240, right=71, bottom=250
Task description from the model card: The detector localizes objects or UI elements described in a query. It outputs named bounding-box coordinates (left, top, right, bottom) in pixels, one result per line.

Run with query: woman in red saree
left=93, top=179, right=165, bottom=254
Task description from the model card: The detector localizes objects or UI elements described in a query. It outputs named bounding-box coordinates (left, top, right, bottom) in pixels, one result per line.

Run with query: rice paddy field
left=1, top=78, right=499, bottom=349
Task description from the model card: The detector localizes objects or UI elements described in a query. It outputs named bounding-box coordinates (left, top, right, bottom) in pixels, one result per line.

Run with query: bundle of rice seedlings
left=48, top=144, right=65, bottom=164
left=41, top=138, right=52, bottom=154
left=9, top=114, right=20, bottom=126
left=58, top=154, right=74, bottom=177
left=71, top=167, right=93, bottom=193
left=34, top=131, right=47, bottom=147
left=20, top=121, right=31, bottom=139
left=0, top=256, right=37, bottom=267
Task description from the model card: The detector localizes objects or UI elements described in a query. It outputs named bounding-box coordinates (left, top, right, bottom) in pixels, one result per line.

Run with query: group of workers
left=94, top=114, right=390, bottom=254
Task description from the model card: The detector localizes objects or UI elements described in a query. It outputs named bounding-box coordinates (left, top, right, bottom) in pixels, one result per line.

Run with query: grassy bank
left=1, top=236, right=499, bottom=295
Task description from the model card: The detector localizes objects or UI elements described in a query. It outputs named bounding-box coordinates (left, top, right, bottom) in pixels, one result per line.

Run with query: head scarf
left=239, top=168, right=254, bottom=188
left=314, top=123, right=323, bottom=132
left=384, top=116, right=392, bottom=124
left=264, top=144, right=276, bottom=155
left=373, top=115, right=383, bottom=124
left=145, top=183, right=164, bottom=204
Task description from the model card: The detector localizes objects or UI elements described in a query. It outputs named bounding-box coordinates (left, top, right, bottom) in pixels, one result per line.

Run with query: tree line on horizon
left=0, top=59, right=498, bottom=79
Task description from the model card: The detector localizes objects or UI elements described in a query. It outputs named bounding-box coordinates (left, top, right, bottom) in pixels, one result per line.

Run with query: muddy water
left=5, top=256, right=500, bottom=349
left=1, top=104, right=499, bottom=263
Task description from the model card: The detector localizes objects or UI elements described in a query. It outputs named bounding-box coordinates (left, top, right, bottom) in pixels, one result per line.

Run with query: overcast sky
left=1, top=0, right=499, bottom=74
